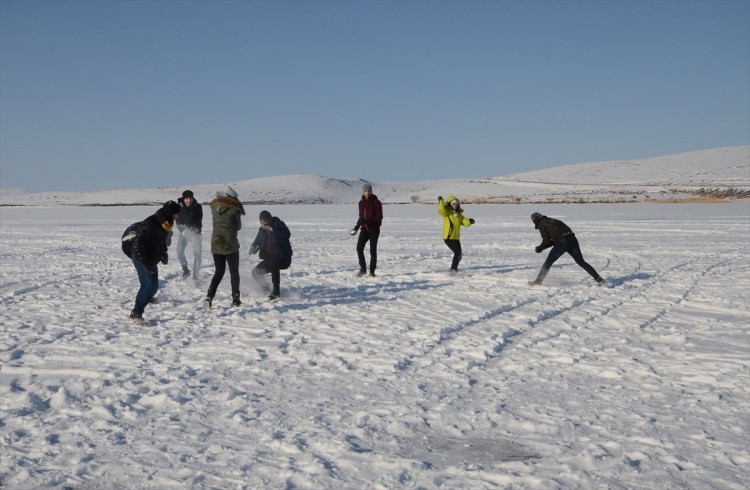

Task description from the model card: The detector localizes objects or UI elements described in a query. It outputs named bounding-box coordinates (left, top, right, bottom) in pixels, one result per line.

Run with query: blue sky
left=1, top=0, right=748, bottom=193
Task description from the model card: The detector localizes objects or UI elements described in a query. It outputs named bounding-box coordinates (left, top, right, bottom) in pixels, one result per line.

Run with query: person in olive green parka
left=204, top=186, right=245, bottom=309
left=437, top=195, right=475, bottom=274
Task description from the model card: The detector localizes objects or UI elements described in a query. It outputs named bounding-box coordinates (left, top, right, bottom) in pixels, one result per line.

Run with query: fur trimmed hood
left=210, top=196, right=246, bottom=215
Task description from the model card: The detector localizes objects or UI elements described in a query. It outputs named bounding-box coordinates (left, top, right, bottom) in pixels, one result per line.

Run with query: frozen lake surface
left=1, top=203, right=748, bottom=488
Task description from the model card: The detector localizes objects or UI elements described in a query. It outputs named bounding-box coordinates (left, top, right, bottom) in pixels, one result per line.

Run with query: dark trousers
left=357, top=228, right=380, bottom=272
left=208, top=252, right=240, bottom=298
left=253, top=256, right=292, bottom=293
left=444, top=239, right=462, bottom=271
left=537, top=234, right=600, bottom=282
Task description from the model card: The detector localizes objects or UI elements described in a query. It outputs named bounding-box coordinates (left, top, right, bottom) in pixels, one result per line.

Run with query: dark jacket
left=534, top=215, right=574, bottom=251
left=176, top=198, right=203, bottom=233
left=132, top=210, right=173, bottom=270
left=251, top=216, right=292, bottom=260
left=357, top=194, right=383, bottom=230
left=210, top=196, right=245, bottom=255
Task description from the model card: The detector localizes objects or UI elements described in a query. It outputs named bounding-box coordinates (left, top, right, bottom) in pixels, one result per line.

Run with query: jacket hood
left=210, top=195, right=246, bottom=215
left=531, top=212, right=545, bottom=228
left=445, top=195, right=463, bottom=213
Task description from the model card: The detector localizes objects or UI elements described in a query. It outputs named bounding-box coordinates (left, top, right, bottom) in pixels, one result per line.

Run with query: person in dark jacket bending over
left=529, top=212, right=606, bottom=287
left=349, top=183, right=383, bottom=277
left=130, top=200, right=180, bottom=323
left=175, top=189, right=203, bottom=282
left=250, top=210, right=293, bottom=300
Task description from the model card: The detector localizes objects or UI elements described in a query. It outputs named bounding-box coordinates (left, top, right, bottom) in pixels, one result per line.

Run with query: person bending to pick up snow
left=249, top=210, right=293, bottom=300
left=529, top=212, right=605, bottom=287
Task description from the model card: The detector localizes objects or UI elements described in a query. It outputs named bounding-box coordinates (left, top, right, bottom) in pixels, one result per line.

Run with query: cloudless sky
left=1, top=0, right=748, bottom=193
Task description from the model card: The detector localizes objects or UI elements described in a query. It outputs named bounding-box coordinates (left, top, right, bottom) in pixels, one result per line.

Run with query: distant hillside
left=1, top=146, right=748, bottom=206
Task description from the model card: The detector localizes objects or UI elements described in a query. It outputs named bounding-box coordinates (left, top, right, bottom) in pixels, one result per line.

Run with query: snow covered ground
left=1, top=202, right=748, bottom=488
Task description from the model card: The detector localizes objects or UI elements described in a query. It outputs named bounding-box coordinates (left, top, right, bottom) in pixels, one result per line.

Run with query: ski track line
left=393, top=250, right=736, bottom=376
left=518, top=252, right=737, bottom=353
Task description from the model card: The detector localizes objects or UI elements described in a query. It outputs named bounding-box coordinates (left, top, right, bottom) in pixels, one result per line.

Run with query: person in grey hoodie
left=204, top=186, right=245, bottom=308
left=529, top=212, right=605, bottom=287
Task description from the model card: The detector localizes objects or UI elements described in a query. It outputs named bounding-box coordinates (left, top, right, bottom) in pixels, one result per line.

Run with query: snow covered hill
left=1, top=146, right=748, bottom=206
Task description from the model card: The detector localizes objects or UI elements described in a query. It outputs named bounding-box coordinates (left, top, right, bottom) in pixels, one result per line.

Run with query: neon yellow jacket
left=437, top=195, right=473, bottom=240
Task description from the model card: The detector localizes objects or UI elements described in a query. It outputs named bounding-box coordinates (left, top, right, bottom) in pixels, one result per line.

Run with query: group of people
left=126, top=183, right=605, bottom=323
left=125, top=186, right=293, bottom=323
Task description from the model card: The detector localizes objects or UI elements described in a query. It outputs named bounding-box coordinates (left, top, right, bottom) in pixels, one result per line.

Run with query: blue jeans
left=132, top=255, right=159, bottom=315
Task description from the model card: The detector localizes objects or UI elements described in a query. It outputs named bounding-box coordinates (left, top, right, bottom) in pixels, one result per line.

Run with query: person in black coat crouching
left=130, top=201, right=180, bottom=323
left=529, top=212, right=606, bottom=287
left=249, top=210, right=293, bottom=300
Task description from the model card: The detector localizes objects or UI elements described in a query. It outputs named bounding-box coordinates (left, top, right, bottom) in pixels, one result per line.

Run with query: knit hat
left=182, top=190, right=194, bottom=199
left=162, top=200, right=181, bottom=216
left=531, top=212, right=543, bottom=223
left=450, top=199, right=459, bottom=206
left=259, top=210, right=272, bottom=222
left=362, top=183, right=372, bottom=193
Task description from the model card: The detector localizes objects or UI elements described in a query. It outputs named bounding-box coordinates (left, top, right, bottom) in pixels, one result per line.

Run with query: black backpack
left=121, top=221, right=143, bottom=258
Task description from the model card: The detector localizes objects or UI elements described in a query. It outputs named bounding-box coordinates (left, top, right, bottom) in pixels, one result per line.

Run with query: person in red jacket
left=529, top=212, right=606, bottom=287
left=349, top=183, right=383, bottom=277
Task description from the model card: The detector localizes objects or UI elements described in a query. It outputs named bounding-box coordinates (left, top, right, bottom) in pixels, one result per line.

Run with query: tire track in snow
left=515, top=252, right=736, bottom=352
left=394, top=251, right=735, bottom=375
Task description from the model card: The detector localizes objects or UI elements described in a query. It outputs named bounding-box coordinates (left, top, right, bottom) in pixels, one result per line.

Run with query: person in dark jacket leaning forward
left=130, top=200, right=180, bottom=323
left=249, top=210, right=293, bottom=300
left=349, top=183, right=383, bottom=277
left=529, top=212, right=606, bottom=287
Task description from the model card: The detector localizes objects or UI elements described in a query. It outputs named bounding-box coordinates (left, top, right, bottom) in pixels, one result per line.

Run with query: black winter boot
left=181, top=265, right=190, bottom=279
left=232, top=294, right=242, bottom=307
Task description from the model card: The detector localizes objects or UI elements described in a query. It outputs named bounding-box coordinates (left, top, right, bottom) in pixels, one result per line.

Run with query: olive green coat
left=210, top=196, right=245, bottom=255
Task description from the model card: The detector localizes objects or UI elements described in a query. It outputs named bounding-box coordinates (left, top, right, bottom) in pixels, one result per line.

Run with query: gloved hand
left=469, top=218, right=475, bottom=224
left=535, top=246, right=543, bottom=253
left=349, top=226, right=359, bottom=236
left=249, top=244, right=260, bottom=255
left=161, top=252, right=169, bottom=264
left=437, top=196, right=443, bottom=201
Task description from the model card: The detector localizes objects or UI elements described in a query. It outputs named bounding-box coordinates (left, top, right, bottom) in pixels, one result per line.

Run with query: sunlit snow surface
left=1, top=203, right=748, bottom=488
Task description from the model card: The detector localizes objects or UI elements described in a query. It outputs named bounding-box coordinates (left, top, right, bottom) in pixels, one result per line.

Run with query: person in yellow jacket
left=437, top=195, right=475, bottom=274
